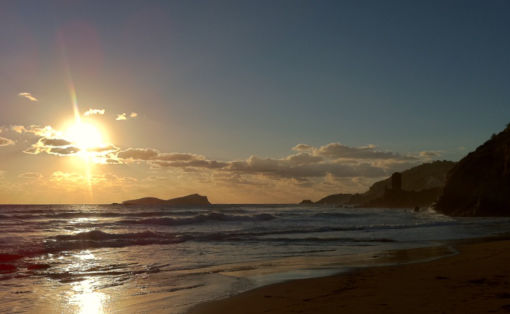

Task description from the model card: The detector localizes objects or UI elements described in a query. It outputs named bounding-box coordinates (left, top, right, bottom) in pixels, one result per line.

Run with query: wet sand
left=188, top=238, right=510, bottom=314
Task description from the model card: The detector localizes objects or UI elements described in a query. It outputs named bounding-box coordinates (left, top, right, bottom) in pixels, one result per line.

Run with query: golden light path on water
left=69, top=251, right=109, bottom=314
left=61, top=67, right=112, bottom=312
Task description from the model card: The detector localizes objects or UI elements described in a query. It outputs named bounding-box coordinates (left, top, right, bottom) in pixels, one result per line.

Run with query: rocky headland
left=435, top=125, right=510, bottom=216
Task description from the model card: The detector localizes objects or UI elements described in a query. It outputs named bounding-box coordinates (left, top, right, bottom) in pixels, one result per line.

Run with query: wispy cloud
left=116, top=112, right=138, bottom=121
left=419, top=151, right=442, bottom=159
left=84, top=108, right=105, bottom=116
left=116, top=113, right=127, bottom=121
left=0, top=137, right=15, bottom=146
left=18, top=92, right=38, bottom=102
left=18, top=172, right=43, bottom=180
left=11, top=125, right=61, bottom=138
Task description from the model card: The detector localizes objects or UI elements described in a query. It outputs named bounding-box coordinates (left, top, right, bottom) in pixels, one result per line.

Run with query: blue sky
left=1, top=1, right=509, bottom=203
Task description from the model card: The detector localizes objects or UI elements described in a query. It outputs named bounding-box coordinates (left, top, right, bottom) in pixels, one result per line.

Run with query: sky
left=1, top=0, right=509, bottom=204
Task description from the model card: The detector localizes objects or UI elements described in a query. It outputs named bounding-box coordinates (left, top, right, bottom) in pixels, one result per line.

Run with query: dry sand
left=188, top=238, right=510, bottom=314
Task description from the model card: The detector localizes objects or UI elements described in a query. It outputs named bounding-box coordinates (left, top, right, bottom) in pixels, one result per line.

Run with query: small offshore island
left=122, top=193, right=211, bottom=206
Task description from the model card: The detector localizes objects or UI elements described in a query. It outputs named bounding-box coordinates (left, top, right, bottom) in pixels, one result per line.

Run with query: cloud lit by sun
left=18, top=92, right=38, bottom=102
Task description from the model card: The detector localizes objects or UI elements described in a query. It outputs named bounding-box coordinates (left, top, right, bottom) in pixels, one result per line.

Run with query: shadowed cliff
left=435, top=125, right=510, bottom=216
left=310, top=161, right=455, bottom=207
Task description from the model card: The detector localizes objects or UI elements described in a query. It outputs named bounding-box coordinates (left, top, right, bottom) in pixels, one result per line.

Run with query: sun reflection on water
left=71, top=281, right=106, bottom=314
left=68, top=251, right=110, bottom=313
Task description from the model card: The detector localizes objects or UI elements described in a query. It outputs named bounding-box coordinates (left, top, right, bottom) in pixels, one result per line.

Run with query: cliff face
left=315, top=193, right=353, bottom=205
left=363, top=161, right=456, bottom=202
left=123, top=194, right=211, bottom=206
left=435, top=127, right=510, bottom=216
left=366, top=188, right=443, bottom=208
left=305, top=161, right=455, bottom=207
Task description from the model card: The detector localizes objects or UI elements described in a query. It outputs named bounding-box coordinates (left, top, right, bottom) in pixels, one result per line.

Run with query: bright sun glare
left=64, top=121, right=106, bottom=153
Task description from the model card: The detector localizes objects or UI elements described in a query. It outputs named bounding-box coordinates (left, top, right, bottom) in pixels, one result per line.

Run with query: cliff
left=315, top=193, right=353, bottom=205
left=362, top=161, right=456, bottom=202
left=123, top=194, right=211, bottom=206
left=305, top=161, right=455, bottom=207
left=365, top=187, right=443, bottom=208
left=435, top=126, right=510, bottom=216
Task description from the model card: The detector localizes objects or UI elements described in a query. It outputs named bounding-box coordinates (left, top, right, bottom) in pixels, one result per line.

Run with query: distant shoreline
left=188, top=234, right=510, bottom=314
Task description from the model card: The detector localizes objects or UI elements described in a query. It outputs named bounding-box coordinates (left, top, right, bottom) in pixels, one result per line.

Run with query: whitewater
left=1, top=204, right=510, bottom=313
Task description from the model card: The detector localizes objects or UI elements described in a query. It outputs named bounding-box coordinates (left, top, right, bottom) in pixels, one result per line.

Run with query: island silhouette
left=122, top=193, right=211, bottom=206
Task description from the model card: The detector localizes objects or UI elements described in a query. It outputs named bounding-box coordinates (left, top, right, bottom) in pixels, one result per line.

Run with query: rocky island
left=122, top=193, right=211, bottom=206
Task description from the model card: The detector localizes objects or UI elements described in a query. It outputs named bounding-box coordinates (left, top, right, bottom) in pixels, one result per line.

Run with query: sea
left=1, top=204, right=510, bottom=313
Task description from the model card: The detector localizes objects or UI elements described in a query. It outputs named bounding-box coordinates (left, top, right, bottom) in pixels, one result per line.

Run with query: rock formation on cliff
left=362, top=160, right=456, bottom=203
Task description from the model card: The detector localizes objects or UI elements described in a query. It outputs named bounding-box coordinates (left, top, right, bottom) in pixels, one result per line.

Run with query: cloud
left=18, top=92, right=38, bottom=102
left=84, top=108, right=105, bottom=116
left=40, top=138, right=72, bottom=147
left=116, top=149, right=223, bottom=168
left=314, top=142, right=415, bottom=160
left=292, top=144, right=314, bottom=151
left=86, top=144, right=119, bottom=154
left=157, top=152, right=207, bottom=162
left=22, top=132, right=81, bottom=156
left=18, top=172, right=43, bottom=180
left=419, top=151, right=441, bottom=158
left=116, top=112, right=138, bottom=121
left=225, top=155, right=387, bottom=179
left=11, top=125, right=26, bottom=133
left=11, top=124, right=119, bottom=162
left=48, top=146, right=81, bottom=156
left=0, top=137, right=15, bottom=146
left=117, top=148, right=159, bottom=160
left=11, top=125, right=60, bottom=138
left=50, top=171, right=86, bottom=184
left=49, top=171, right=137, bottom=187
left=153, top=159, right=228, bottom=169
left=285, top=153, right=323, bottom=165
left=24, top=138, right=80, bottom=156
left=116, top=141, right=422, bottom=181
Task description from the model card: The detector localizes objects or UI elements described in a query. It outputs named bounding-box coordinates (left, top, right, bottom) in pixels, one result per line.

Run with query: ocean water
left=1, top=204, right=510, bottom=313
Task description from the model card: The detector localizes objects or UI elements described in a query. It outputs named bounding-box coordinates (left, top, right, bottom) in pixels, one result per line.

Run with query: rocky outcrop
left=366, top=187, right=443, bottom=209
left=435, top=126, right=510, bottom=216
left=123, top=194, right=211, bottom=206
left=307, top=161, right=455, bottom=207
left=362, top=161, right=456, bottom=202
left=315, top=193, right=353, bottom=205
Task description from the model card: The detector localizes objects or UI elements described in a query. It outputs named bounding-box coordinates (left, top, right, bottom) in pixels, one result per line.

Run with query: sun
left=63, top=120, right=109, bottom=159
left=65, top=122, right=104, bottom=150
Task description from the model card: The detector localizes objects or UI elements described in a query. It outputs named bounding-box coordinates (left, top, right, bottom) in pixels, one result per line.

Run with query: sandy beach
left=188, top=238, right=510, bottom=314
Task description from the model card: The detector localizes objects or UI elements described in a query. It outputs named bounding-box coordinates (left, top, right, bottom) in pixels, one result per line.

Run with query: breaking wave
left=119, top=212, right=276, bottom=226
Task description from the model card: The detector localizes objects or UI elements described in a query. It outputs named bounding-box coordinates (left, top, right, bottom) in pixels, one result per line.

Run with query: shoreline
left=187, top=235, right=510, bottom=314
